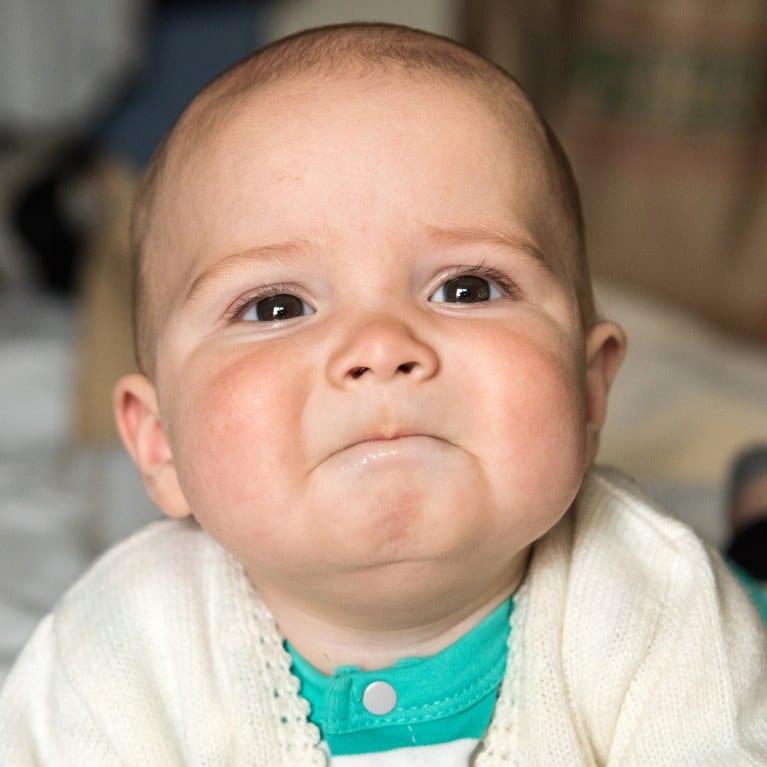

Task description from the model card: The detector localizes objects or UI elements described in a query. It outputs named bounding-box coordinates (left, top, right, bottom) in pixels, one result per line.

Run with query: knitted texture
left=1, top=467, right=766, bottom=765
left=474, top=583, right=527, bottom=766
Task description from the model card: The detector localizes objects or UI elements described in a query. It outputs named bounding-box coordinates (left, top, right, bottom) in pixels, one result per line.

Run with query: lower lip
left=330, top=435, right=450, bottom=472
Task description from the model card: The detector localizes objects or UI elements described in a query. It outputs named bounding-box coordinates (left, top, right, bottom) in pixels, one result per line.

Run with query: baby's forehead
left=180, top=56, right=538, bottom=146
left=165, top=76, right=565, bottom=248
left=161, top=69, right=558, bottom=240
left=164, top=70, right=552, bottom=223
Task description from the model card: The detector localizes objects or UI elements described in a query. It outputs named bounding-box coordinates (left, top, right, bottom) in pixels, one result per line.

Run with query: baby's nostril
left=397, top=361, right=416, bottom=374
left=350, top=366, right=369, bottom=379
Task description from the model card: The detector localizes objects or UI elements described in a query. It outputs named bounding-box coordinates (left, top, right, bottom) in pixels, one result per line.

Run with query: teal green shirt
left=286, top=598, right=513, bottom=756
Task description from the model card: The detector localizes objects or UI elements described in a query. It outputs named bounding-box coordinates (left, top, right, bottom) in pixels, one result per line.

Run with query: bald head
left=131, top=23, right=591, bottom=376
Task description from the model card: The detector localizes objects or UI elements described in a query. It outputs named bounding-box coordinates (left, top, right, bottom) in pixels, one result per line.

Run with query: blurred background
left=1, top=0, right=766, bottom=681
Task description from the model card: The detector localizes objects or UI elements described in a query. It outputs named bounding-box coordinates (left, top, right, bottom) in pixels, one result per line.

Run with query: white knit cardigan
left=1, top=467, right=766, bottom=765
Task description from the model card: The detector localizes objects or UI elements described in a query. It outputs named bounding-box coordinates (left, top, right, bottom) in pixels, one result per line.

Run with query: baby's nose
left=327, top=315, right=439, bottom=387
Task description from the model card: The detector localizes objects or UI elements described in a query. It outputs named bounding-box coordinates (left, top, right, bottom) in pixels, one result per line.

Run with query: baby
left=2, top=23, right=766, bottom=766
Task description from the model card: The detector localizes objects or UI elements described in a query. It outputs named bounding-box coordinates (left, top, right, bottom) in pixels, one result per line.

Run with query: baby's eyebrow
left=425, top=225, right=553, bottom=273
left=184, top=241, right=308, bottom=304
left=183, top=227, right=554, bottom=306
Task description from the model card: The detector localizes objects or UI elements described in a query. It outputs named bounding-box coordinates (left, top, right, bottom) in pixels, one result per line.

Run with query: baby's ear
left=113, top=373, right=191, bottom=519
left=584, top=321, right=627, bottom=464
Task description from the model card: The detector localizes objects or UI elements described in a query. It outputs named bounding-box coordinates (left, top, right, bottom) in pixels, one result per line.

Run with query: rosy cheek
left=170, top=350, right=305, bottom=531
left=481, top=336, right=586, bottom=497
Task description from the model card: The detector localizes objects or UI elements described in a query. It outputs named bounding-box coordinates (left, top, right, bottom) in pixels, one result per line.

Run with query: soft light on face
left=146, top=73, right=597, bottom=614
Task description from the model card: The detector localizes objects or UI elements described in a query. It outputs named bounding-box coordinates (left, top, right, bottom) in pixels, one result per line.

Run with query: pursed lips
left=320, top=431, right=451, bottom=466
left=332, top=432, right=428, bottom=457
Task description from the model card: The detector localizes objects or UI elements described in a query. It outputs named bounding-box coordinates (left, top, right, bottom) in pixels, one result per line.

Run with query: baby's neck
left=258, top=567, right=524, bottom=675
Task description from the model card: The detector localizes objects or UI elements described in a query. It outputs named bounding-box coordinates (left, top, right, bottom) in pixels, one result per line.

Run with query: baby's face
left=129, top=74, right=620, bottom=614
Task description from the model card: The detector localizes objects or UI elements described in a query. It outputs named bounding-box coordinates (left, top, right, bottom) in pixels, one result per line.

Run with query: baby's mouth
left=330, top=428, right=433, bottom=455
left=323, top=433, right=453, bottom=472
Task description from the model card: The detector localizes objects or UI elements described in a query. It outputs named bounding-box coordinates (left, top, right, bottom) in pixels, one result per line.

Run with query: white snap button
left=362, top=680, right=397, bottom=715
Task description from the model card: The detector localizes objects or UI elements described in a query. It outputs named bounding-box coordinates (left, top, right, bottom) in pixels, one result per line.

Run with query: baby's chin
left=306, top=452, right=494, bottom=550
left=266, top=491, right=530, bottom=591
left=308, top=443, right=577, bottom=546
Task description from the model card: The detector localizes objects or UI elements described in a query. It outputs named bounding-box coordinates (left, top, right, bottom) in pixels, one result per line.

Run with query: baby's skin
left=114, top=29, right=625, bottom=674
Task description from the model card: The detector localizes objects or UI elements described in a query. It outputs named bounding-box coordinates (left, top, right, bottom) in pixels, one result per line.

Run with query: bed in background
left=595, top=280, right=767, bottom=545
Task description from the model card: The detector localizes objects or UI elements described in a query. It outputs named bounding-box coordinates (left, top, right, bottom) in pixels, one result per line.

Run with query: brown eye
left=243, top=294, right=313, bottom=321
left=430, top=275, right=499, bottom=303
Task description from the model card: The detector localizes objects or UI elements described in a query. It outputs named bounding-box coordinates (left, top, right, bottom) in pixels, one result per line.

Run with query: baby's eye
left=240, top=293, right=315, bottom=322
left=429, top=274, right=503, bottom=304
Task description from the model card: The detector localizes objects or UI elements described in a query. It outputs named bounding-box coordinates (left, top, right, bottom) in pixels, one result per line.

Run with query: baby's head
left=114, top=24, right=625, bottom=631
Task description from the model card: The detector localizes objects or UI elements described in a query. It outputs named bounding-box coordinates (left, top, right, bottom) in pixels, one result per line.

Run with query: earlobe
left=584, top=321, right=627, bottom=463
left=112, top=373, right=191, bottom=519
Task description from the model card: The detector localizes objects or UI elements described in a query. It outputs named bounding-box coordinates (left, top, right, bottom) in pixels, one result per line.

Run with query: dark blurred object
left=726, top=444, right=767, bottom=580
left=97, top=0, right=264, bottom=167
left=463, top=0, right=767, bottom=343
left=11, top=145, right=98, bottom=294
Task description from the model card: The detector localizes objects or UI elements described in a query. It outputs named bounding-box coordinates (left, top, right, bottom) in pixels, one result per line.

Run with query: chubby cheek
left=166, top=347, right=312, bottom=552
left=465, top=330, right=588, bottom=536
